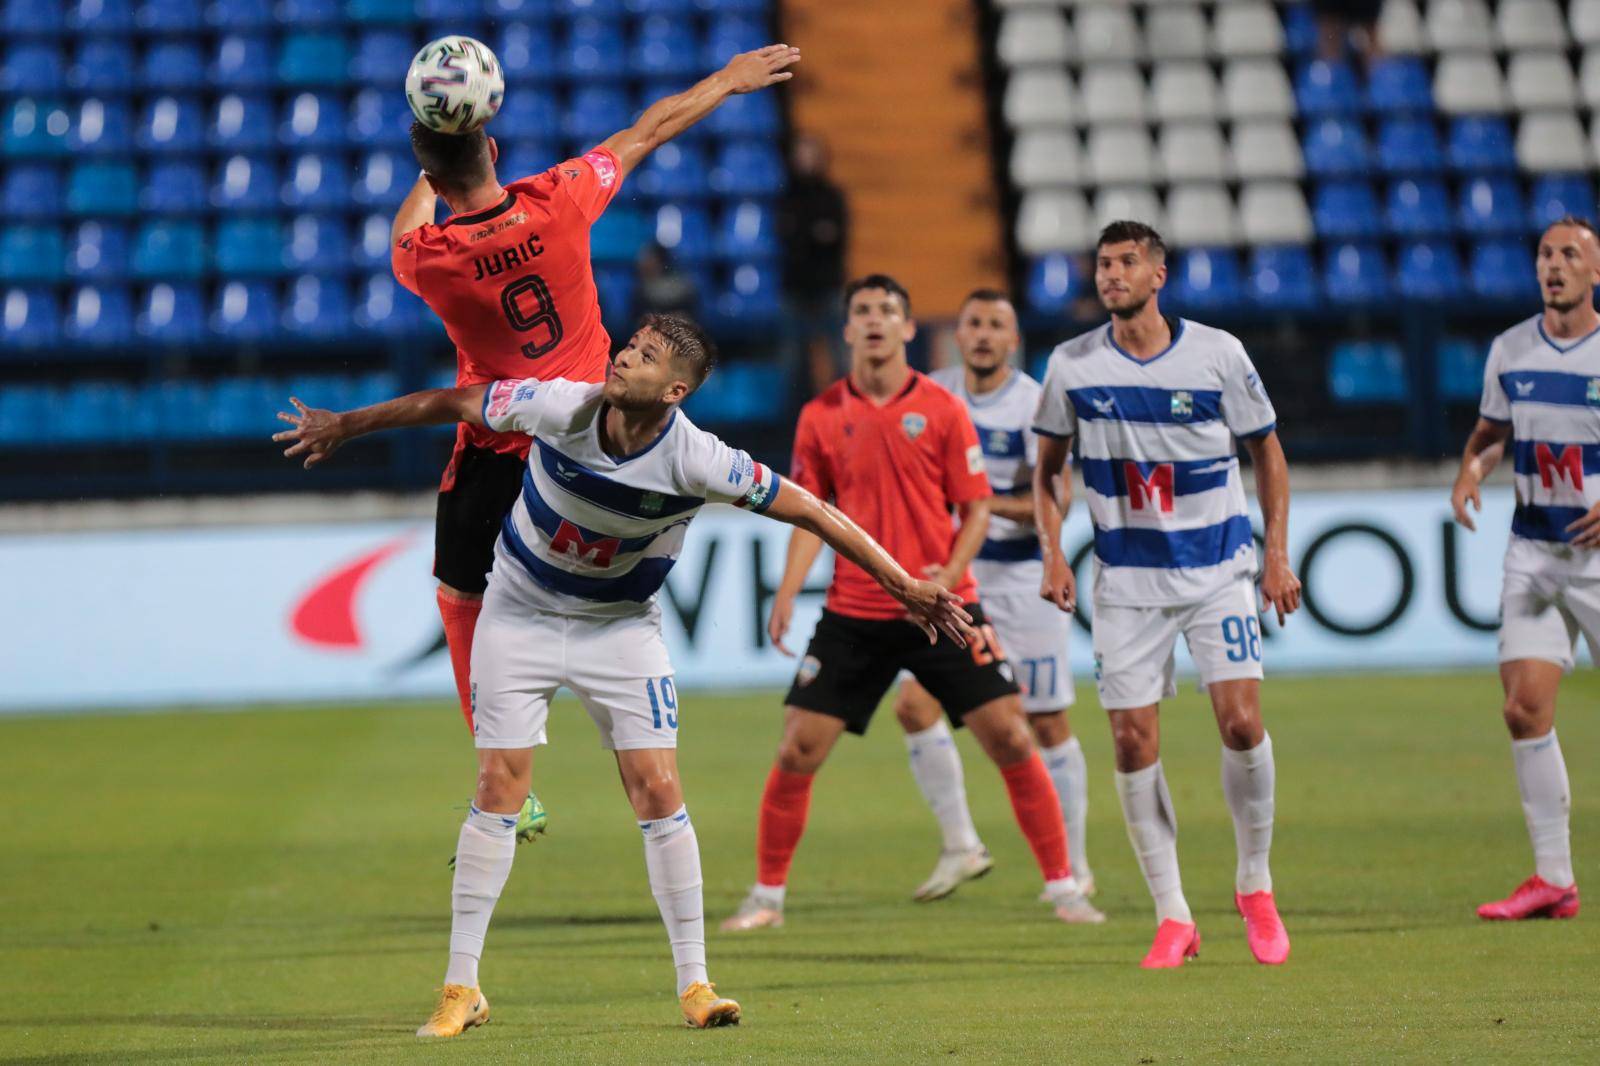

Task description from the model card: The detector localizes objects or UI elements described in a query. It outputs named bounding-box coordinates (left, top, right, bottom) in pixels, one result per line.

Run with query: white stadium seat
left=1146, top=7, right=1210, bottom=61
left=1231, top=120, right=1305, bottom=180
left=1239, top=182, right=1314, bottom=245
left=1516, top=111, right=1591, bottom=170
left=1222, top=60, right=1295, bottom=120
left=1074, top=6, right=1144, bottom=62
left=1151, top=62, right=1221, bottom=123
left=1004, top=69, right=1078, bottom=128
left=1011, top=129, right=1085, bottom=188
left=1378, top=0, right=1428, bottom=53
left=1572, top=0, right=1600, bottom=45
left=1581, top=48, right=1600, bottom=107
left=1426, top=0, right=1495, bottom=52
left=1017, top=190, right=1094, bottom=254
left=1159, top=123, right=1230, bottom=182
left=1093, top=186, right=1166, bottom=234
left=1167, top=184, right=1241, bottom=246
left=1507, top=52, right=1577, bottom=111
left=1211, top=3, right=1285, bottom=58
left=1081, top=64, right=1149, bottom=125
left=1497, top=0, right=1568, bottom=49
left=1433, top=52, right=1508, bottom=113
left=1087, top=124, right=1160, bottom=185
left=997, top=10, right=1072, bottom=67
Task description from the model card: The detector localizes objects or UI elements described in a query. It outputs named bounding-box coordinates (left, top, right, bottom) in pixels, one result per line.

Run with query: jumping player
left=1032, top=222, right=1301, bottom=968
left=274, top=314, right=973, bottom=1035
left=894, top=289, right=1095, bottom=904
left=1450, top=216, right=1599, bottom=922
left=722, top=275, right=1102, bottom=931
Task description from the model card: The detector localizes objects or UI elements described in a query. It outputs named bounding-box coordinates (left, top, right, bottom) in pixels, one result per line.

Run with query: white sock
left=904, top=720, right=983, bottom=853
left=640, top=806, right=708, bottom=995
left=1115, top=762, right=1192, bottom=925
left=751, top=882, right=785, bottom=908
left=1042, top=736, right=1090, bottom=877
left=1513, top=731, right=1574, bottom=888
left=1220, top=733, right=1276, bottom=895
left=444, top=805, right=520, bottom=988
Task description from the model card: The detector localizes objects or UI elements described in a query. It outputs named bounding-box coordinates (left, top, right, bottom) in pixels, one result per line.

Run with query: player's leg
left=1029, top=710, right=1092, bottom=896
left=893, top=675, right=992, bottom=901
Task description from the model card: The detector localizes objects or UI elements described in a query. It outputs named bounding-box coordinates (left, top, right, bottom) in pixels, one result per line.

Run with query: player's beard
left=966, top=357, right=1007, bottom=380
left=1103, top=292, right=1152, bottom=319
left=1544, top=291, right=1588, bottom=314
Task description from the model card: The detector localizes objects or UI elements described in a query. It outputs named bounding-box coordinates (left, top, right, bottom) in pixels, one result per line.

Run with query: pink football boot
left=1477, top=876, right=1580, bottom=920
left=1235, top=891, right=1291, bottom=965
left=1140, top=919, right=1201, bottom=968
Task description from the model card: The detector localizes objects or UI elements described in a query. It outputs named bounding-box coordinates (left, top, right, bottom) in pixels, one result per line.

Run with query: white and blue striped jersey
left=482, top=377, right=782, bottom=616
left=1480, top=314, right=1600, bottom=580
left=1033, top=319, right=1277, bottom=606
left=930, top=364, right=1044, bottom=594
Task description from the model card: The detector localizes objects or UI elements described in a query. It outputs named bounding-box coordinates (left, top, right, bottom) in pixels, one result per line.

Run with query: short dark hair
left=960, top=287, right=1013, bottom=309
left=1096, top=220, right=1168, bottom=263
left=843, top=274, right=912, bottom=316
left=1545, top=215, right=1599, bottom=241
left=409, top=121, right=494, bottom=192
left=641, top=313, right=717, bottom=390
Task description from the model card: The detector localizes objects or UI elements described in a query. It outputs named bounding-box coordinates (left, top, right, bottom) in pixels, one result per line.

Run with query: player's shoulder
left=1010, top=367, right=1044, bottom=401
left=800, top=378, right=852, bottom=420
left=1044, top=324, right=1114, bottom=367
left=927, top=364, right=963, bottom=393
left=1487, top=313, right=1545, bottom=361
left=532, top=377, right=605, bottom=426
left=1177, top=318, right=1250, bottom=361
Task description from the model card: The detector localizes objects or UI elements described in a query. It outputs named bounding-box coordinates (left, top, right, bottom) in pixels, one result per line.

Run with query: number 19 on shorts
left=645, top=677, right=679, bottom=730
left=1221, top=616, right=1262, bottom=663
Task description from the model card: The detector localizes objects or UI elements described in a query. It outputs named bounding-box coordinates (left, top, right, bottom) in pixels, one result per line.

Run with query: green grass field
left=2, top=673, right=1597, bottom=1064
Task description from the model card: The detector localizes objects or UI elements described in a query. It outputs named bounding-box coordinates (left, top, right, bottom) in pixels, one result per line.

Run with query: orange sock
left=436, top=587, right=482, bottom=734
left=756, top=766, right=814, bottom=888
left=1001, top=753, right=1072, bottom=882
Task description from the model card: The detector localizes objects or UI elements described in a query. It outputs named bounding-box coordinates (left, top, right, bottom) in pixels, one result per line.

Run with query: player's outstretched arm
left=600, top=44, right=801, bottom=180
left=1242, top=430, right=1301, bottom=626
left=764, top=480, right=976, bottom=648
left=1033, top=434, right=1076, bottom=612
left=1450, top=418, right=1512, bottom=532
left=272, top=386, right=488, bottom=469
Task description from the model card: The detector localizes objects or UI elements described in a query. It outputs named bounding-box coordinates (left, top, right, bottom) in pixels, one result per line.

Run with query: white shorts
left=1499, top=569, right=1600, bottom=672
left=1092, top=578, right=1264, bottom=711
left=470, top=575, right=680, bottom=751
left=982, top=590, right=1075, bottom=713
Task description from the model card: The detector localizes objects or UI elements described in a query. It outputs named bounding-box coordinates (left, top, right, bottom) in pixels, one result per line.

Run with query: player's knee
left=474, top=757, right=525, bottom=811
left=776, top=735, right=826, bottom=774
left=1216, top=707, right=1264, bottom=750
left=630, top=771, right=682, bottom=820
left=1030, top=711, right=1071, bottom=748
left=1500, top=694, right=1549, bottom=739
left=1109, top=715, right=1158, bottom=768
left=974, top=710, right=1035, bottom=765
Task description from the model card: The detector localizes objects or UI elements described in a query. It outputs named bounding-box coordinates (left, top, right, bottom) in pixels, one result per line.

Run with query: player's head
left=842, top=274, right=916, bottom=365
left=1094, top=220, right=1168, bottom=318
left=605, top=313, right=718, bottom=411
left=954, top=288, right=1019, bottom=379
left=1537, top=216, right=1600, bottom=313
left=409, top=121, right=500, bottom=199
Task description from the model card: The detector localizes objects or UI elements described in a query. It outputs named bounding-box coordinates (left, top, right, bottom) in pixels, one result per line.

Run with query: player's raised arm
left=1032, top=433, right=1076, bottom=612
left=273, top=385, right=489, bottom=469
left=390, top=172, right=437, bottom=249
left=1241, top=431, right=1302, bottom=626
left=600, top=44, right=801, bottom=180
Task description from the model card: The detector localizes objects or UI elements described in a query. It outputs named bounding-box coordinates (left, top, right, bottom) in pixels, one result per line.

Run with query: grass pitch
left=2, top=673, right=1597, bottom=1064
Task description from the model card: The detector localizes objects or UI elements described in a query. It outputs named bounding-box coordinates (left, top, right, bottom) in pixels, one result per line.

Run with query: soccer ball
left=405, top=36, right=505, bottom=135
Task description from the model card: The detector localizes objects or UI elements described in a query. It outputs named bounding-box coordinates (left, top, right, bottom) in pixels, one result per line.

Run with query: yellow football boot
left=415, top=984, right=489, bottom=1038
left=680, top=981, right=741, bottom=1028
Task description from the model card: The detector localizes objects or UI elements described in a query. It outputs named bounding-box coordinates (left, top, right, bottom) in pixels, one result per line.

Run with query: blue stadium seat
left=3, top=164, right=63, bottom=220
left=1303, top=117, right=1371, bottom=178
left=1313, top=181, right=1382, bottom=240
left=1364, top=57, right=1431, bottom=114
left=50, top=381, right=129, bottom=443
left=1469, top=240, right=1538, bottom=302
left=636, top=142, right=711, bottom=198
left=214, top=218, right=283, bottom=275
left=1384, top=178, right=1452, bottom=237
left=279, top=91, right=346, bottom=149
left=70, top=160, right=138, bottom=218
left=205, top=0, right=273, bottom=29
left=68, top=0, right=132, bottom=34
left=151, top=378, right=209, bottom=438
left=347, top=0, right=415, bottom=22
left=1448, top=117, right=1516, bottom=174
left=1027, top=252, right=1084, bottom=312
left=206, top=376, right=278, bottom=437
left=3, top=43, right=66, bottom=94
left=1283, top=2, right=1317, bottom=56
left=283, top=275, right=353, bottom=340
left=141, top=39, right=206, bottom=90
left=559, top=0, right=627, bottom=17
left=67, top=222, right=130, bottom=280
left=715, top=200, right=777, bottom=260
left=211, top=34, right=274, bottom=90
left=141, top=160, right=207, bottom=214
left=278, top=0, right=340, bottom=24
left=653, top=203, right=714, bottom=262
left=283, top=214, right=349, bottom=273
left=137, top=282, right=207, bottom=343
left=562, top=87, right=632, bottom=145
left=713, top=261, right=782, bottom=323
left=1458, top=176, right=1525, bottom=237
left=135, top=0, right=202, bottom=32
left=349, top=370, right=401, bottom=407
left=3, top=0, right=64, bottom=35
left=210, top=281, right=281, bottom=342
left=65, top=284, right=135, bottom=346
left=279, top=33, right=349, bottom=87
left=351, top=150, right=405, bottom=207
left=2, top=289, right=61, bottom=350
left=594, top=264, right=637, bottom=322
left=1248, top=245, right=1319, bottom=310
left=560, top=18, right=627, bottom=81
left=499, top=141, right=558, bottom=181
left=627, top=0, right=699, bottom=14
left=710, top=142, right=784, bottom=196
left=1437, top=337, right=1487, bottom=402
left=1323, top=242, right=1390, bottom=303
left=132, top=222, right=206, bottom=278
left=350, top=30, right=411, bottom=84
left=284, top=371, right=357, bottom=411
left=499, top=23, right=558, bottom=84
left=705, top=91, right=779, bottom=137
left=1375, top=117, right=1443, bottom=176
left=211, top=154, right=282, bottom=212
left=1295, top=60, right=1362, bottom=116
left=684, top=362, right=785, bottom=424
left=283, top=153, right=352, bottom=210
left=0, top=226, right=64, bottom=283
left=631, top=17, right=701, bottom=79
left=703, top=15, right=764, bottom=68
left=209, top=94, right=277, bottom=152
left=591, top=207, right=651, bottom=264
left=481, top=0, right=549, bottom=20
left=1395, top=240, right=1463, bottom=300
left=355, top=274, right=426, bottom=335
left=68, top=98, right=131, bottom=155
left=136, top=96, right=204, bottom=154
left=347, top=89, right=412, bottom=150
left=1170, top=248, right=1242, bottom=310
left=3, top=99, right=71, bottom=158
left=496, top=90, right=564, bottom=141
left=1329, top=341, right=1408, bottom=404
left=1528, top=176, right=1597, bottom=232
left=352, top=213, right=392, bottom=270
left=69, top=39, right=134, bottom=91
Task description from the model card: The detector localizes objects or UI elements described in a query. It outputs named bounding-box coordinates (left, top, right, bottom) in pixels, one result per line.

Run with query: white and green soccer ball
left=405, top=35, right=505, bottom=135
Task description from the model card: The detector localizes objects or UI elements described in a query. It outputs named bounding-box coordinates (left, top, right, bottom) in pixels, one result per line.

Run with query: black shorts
left=434, top=444, right=527, bottom=594
left=783, top=605, right=1020, bottom=735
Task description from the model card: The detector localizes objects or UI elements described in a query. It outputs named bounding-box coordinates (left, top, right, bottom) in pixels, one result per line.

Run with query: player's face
left=606, top=329, right=690, bottom=410
left=1536, top=224, right=1600, bottom=313
left=1095, top=241, right=1166, bottom=317
left=843, top=288, right=916, bottom=362
left=954, top=298, right=1019, bottom=377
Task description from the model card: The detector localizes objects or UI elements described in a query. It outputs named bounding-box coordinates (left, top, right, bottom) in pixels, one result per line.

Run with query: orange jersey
left=393, top=147, right=623, bottom=474
left=791, top=371, right=992, bottom=619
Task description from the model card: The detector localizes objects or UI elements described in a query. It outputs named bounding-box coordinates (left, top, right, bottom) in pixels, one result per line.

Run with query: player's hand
left=1451, top=473, right=1482, bottom=532
left=1039, top=550, right=1076, bottom=613
left=896, top=579, right=976, bottom=649
left=720, top=44, right=801, bottom=94
left=1565, top=501, right=1600, bottom=548
left=921, top=562, right=960, bottom=590
left=767, top=590, right=798, bottom=657
left=1259, top=553, right=1302, bottom=627
left=272, top=397, right=347, bottom=469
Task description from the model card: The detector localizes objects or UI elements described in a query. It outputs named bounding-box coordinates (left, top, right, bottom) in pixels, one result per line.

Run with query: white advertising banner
left=0, top=487, right=1532, bottom=713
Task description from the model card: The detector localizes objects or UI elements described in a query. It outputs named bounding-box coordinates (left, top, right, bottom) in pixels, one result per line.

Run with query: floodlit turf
left=2, top=673, right=1597, bottom=1064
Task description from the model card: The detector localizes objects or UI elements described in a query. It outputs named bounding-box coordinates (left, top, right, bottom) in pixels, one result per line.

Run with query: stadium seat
left=710, top=142, right=783, bottom=197
left=69, top=0, right=133, bottom=33
left=1518, top=112, right=1592, bottom=172
left=495, top=90, right=564, bottom=142
left=1222, top=59, right=1295, bottom=120
left=652, top=203, right=713, bottom=263
left=1303, top=117, right=1371, bottom=177
left=0, top=226, right=64, bottom=283
left=3, top=43, right=67, bottom=94
left=559, top=17, right=627, bottom=81
left=347, top=89, right=412, bottom=150
left=279, top=91, right=345, bottom=149
left=355, top=274, right=425, bottom=336
left=713, top=261, right=782, bottom=324
left=67, top=221, right=130, bottom=280
left=211, top=155, right=281, bottom=212
left=593, top=264, right=637, bottom=325
left=207, top=376, right=281, bottom=437
left=211, top=34, right=274, bottom=89
left=1395, top=240, right=1464, bottom=299
left=499, top=23, right=557, bottom=84
left=1012, top=130, right=1084, bottom=188
left=1017, top=190, right=1093, bottom=254
left=482, top=0, right=554, bottom=18
left=67, top=163, right=137, bottom=217
left=2, top=164, right=61, bottom=220
left=1232, top=121, right=1305, bottom=180
left=151, top=378, right=209, bottom=439
left=1498, top=0, right=1568, bottom=49
left=1283, top=2, right=1319, bottom=56
left=208, top=94, right=277, bottom=152
left=1248, top=245, right=1319, bottom=310
left=561, top=87, right=632, bottom=146
left=1508, top=52, right=1577, bottom=111
left=65, top=284, right=134, bottom=346
left=705, top=91, right=780, bottom=138
left=1212, top=2, right=1283, bottom=57
left=1314, top=181, right=1383, bottom=240
left=1438, top=337, right=1488, bottom=402
left=1005, top=69, right=1076, bottom=130
left=214, top=218, right=283, bottom=276
left=1377, top=0, right=1427, bottom=53
left=1427, top=0, right=1494, bottom=51
left=132, top=222, right=206, bottom=278
left=135, top=0, right=200, bottom=30
left=347, top=0, right=414, bottom=22
left=211, top=281, right=280, bottom=342
left=1329, top=342, right=1408, bottom=404
left=1376, top=116, right=1445, bottom=174
left=1027, top=252, right=1085, bottom=313
left=714, top=200, right=778, bottom=261
left=1574, top=0, right=1600, bottom=44
left=137, top=95, right=204, bottom=154
left=1170, top=248, right=1243, bottom=310
left=1365, top=56, right=1432, bottom=113
left=352, top=213, right=392, bottom=270
left=1468, top=239, right=1539, bottom=300
left=1149, top=6, right=1210, bottom=61
left=997, top=10, right=1071, bottom=67
left=1447, top=116, right=1516, bottom=172
left=137, top=282, right=206, bottom=342
left=559, top=0, right=626, bottom=16
left=2, top=288, right=61, bottom=349
left=1528, top=175, right=1598, bottom=231
left=285, top=153, right=353, bottom=210
left=69, top=39, right=134, bottom=91
left=1082, top=65, right=1148, bottom=126
left=702, top=14, right=766, bottom=68
left=498, top=141, right=558, bottom=182
left=633, top=142, right=710, bottom=199
left=1077, top=5, right=1144, bottom=62
left=206, top=0, right=273, bottom=29
left=1151, top=63, right=1220, bottom=125
left=1457, top=176, right=1526, bottom=237
left=1385, top=178, right=1453, bottom=236
left=683, top=362, right=784, bottom=425
left=1093, top=186, right=1165, bottom=233
left=1240, top=183, right=1314, bottom=244
left=3, top=99, right=71, bottom=159
left=140, top=40, right=205, bottom=91
left=282, top=214, right=349, bottom=273
left=350, top=30, right=411, bottom=84
left=3, top=0, right=64, bottom=35
left=279, top=33, right=348, bottom=87
left=1168, top=185, right=1240, bottom=246
left=626, top=0, right=697, bottom=14
left=1087, top=126, right=1158, bottom=186
left=278, top=0, right=340, bottom=24
left=1323, top=242, right=1390, bottom=303
left=590, top=206, right=650, bottom=264
left=1433, top=53, right=1508, bottom=114
left=630, top=17, right=700, bottom=78
left=141, top=160, right=207, bottom=214
left=1581, top=49, right=1600, bottom=108
left=283, top=275, right=352, bottom=339
left=66, top=98, right=130, bottom=157
left=1160, top=124, right=1229, bottom=183
left=1296, top=60, right=1361, bottom=116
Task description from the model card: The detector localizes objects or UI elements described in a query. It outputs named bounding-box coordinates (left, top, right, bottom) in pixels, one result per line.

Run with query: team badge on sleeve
left=967, top=443, right=984, bottom=474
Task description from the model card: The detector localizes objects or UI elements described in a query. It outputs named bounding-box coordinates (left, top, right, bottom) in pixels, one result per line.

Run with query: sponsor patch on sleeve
left=582, top=150, right=618, bottom=189
left=486, top=379, right=525, bottom=422
left=966, top=443, right=984, bottom=475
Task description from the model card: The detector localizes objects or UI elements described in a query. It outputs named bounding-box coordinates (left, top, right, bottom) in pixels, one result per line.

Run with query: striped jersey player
left=1450, top=216, right=1600, bottom=924
left=1031, top=221, right=1302, bottom=969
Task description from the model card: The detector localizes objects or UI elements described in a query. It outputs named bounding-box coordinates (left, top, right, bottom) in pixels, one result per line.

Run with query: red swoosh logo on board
left=289, top=534, right=413, bottom=649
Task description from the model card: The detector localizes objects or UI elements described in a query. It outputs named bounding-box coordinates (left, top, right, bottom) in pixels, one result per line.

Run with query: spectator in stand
left=779, top=133, right=851, bottom=393
left=634, top=243, right=702, bottom=321
left=1314, top=0, right=1382, bottom=65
